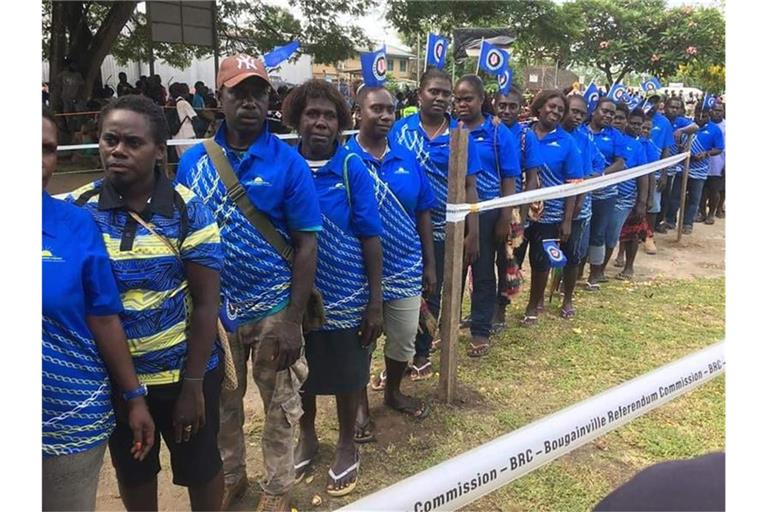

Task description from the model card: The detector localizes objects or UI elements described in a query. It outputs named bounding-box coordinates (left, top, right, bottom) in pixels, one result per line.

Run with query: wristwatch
left=122, top=384, right=148, bottom=401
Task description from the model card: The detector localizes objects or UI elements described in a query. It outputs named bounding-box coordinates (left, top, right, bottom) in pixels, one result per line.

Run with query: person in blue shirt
left=492, top=87, right=545, bottom=328
left=281, top=80, right=384, bottom=498
left=42, top=109, right=154, bottom=511
left=644, top=94, right=674, bottom=249
left=609, top=105, right=649, bottom=280
left=176, top=55, right=321, bottom=510
left=659, top=95, right=699, bottom=231
left=665, top=102, right=724, bottom=234
left=453, top=75, right=521, bottom=355
left=700, top=101, right=726, bottom=223
left=561, top=94, right=605, bottom=319
left=586, top=97, right=626, bottom=289
left=69, top=95, right=225, bottom=511
left=521, top=90, right=584, bottom=326
left=346, top=86, right=436, bottom=440
left=389, top=68, right=482, bottom=379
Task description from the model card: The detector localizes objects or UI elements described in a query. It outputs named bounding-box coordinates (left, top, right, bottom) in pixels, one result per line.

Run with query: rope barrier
left=340, top=341, right=724, bottom=512
left=55, top=130, right=361, bottom=152
left=445, top=152, right=689, bottom=223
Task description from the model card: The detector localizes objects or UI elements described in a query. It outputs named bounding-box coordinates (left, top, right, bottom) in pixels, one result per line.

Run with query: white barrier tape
left=55, top=129, right=361, bottom=152
left=340, top=341, right=724, bottom=512
left=445, top=152, right=688, bottom=223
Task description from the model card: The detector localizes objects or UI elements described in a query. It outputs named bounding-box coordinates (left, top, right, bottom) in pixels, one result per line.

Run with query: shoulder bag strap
left=202, top=138, right=294, bottom=264
left=127, top=211, right=181, bottom=260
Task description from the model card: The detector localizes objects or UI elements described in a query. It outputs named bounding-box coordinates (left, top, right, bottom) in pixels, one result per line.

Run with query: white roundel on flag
left=615, top=87, right=627, bottom=101
left=373, top=53, right=387, bottom=81
left=485, top=49, right=504, bottom=73
left=498, top=69, right=509, bottom=89
left=587, top=90, right=599, bottom=104
left=548, top=246, right=564, bottom=261
left=434, top=40, right=445, bottom=62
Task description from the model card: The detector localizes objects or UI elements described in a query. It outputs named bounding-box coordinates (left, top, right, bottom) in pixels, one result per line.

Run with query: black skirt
left=302, top=327, right=369, bottom=395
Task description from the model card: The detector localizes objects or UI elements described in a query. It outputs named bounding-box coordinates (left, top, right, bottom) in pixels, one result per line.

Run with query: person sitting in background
left=43, top=108, right=155, bottom=512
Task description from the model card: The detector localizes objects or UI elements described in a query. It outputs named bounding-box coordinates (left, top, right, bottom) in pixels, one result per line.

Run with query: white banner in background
left=445, top=152, right=688, bottom=223
left=340, top=341, right=724, bottom=512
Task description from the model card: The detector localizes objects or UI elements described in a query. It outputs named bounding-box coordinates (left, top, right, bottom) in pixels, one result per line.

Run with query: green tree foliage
left=43, top=0, right=373, bottom=109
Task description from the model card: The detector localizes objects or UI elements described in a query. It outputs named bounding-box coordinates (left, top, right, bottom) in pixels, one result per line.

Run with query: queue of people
left=42, top=52, right=724, bottom=511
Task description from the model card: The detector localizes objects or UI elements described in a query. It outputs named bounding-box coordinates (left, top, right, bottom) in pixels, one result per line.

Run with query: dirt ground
left=59, top=155, right=725, bottom=512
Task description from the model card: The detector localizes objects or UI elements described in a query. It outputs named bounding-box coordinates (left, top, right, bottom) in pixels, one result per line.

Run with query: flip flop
left=597, top=275, right=609, bottom=283
left=613, top=258, right=625, bottom=267
left=560, top=307, right=576, bottom=320
left=520, top=315, right=538, bottom=327
left=410, top=361, right=433, bottom=381
left=294, top=451, right=317, bottom=483
left=388, top=400, right=430, bottom=421
left=430, top=338, right=441, bottom=353
left=326, top=453, right=360, bottom=497
left=584, top=282, right=601, bottom=292
left=370, top=370, right=386, bottom=392
left=616, top=272, right=634, bottom=281
left=353, top=419, right=375, bottom=444
left=467, top=340, right=490, bottom=357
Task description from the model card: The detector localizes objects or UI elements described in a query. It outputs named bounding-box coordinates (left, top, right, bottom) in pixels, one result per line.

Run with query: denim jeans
left=461, top=209, right=500, bottom=339
left=415, top=239, right=445, bottom=358
left=588, top=196, right=617, bottom=265
left=666, top=175, right=707, bottom=227
left=606, top=207, right=633, bottom=249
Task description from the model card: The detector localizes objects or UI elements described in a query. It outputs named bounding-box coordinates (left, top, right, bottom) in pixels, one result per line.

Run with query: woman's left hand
left=173, top=380, right=205, bottom=443
left=360, top=301, right=384, bottom=347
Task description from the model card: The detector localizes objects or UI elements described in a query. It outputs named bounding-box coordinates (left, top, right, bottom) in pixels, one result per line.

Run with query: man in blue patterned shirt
left=176, top=54, right=322, bottom=511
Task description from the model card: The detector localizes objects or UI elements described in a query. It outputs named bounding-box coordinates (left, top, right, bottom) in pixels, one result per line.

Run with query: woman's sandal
left=430, top=338, right=441, bottom=353
left=410, top=361, right=433, bottom=381
left=584, top=282, right=601, bottom=292
left=560, top=307, right=576, bottom=320
left=467, top=340, right=491, bottom=357
left=520, top=315, right=538, bottom=327
left=616, top=271, right=634, bottom=281
left=326, top=453, right=360, bottom=497
left=294, top=450, right=318, bottom=483
left=353, top=419, right=375, bottom=444
left=370, top=370, right=386, bottom=392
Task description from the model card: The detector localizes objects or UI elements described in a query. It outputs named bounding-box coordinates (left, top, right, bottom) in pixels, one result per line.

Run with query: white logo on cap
left=236, top=56, right=258, bottom=71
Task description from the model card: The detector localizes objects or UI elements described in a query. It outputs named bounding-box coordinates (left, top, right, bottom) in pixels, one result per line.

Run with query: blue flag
left=641, top=97, right=654, bottom=114
left=360, top=46, right=388, bottom=87
left=542, top=239, right=567, bottom=268
left=626, top=94, right=643, bottom=111
left=426, top=33, right=449, bottom=70
left=641, top=77, right=662, bottom=95
left=584, top=82, right=600, bottom=113
left=478, top=40, right=509, bottom=76
left=702, top=92, right=717, bottom=111
left=497, top=68, right=513, bottom=96
left=607, top=82, right=629, bottom=103
left=263, top=40, right=300, bottom=68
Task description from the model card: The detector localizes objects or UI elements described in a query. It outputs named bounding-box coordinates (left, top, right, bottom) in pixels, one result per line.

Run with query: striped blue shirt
left=667, top=116, right=695, bottom=176
left=589, top=126, right=625, bottom=200
left=390, top=114, right=482, bottom=241
left=569, top=125, right=606, bottom=221
left=616, top=135, right=648, bottom=211
left=305, top=144, right=383, bottom=330
left=689, top=121, right=724, bottom=180
left=43, top=192, right=123, bottom=457
left=467, top=115, right=522, bottom=201
left=345, top=137, right=436, bottom=302
left=176, top=123, right=322, bottom=326
left=533, top=125, right=584, bottom=224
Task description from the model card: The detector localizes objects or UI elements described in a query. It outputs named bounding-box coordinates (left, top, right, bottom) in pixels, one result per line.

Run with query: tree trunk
left=615, top=65, right=631, bottom=84
left=49, top=0, right=67, bottom=113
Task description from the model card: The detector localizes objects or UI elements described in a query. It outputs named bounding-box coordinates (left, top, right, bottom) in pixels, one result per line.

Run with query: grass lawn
left=294, top=276, right=725, bottom=511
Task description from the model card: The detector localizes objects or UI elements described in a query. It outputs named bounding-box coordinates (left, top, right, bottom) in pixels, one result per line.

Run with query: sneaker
left=222, top=475, right=249, bottom=510
left=644, top=237, right=657, bottom=255
left=682, top=225, right=693, bottom=235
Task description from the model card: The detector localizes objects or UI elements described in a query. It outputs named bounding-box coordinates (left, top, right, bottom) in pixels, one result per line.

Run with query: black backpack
left=165, top=107, right=181, bottom=137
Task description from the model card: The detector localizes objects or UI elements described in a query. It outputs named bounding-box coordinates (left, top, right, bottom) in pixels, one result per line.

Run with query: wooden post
left=438, top=127, right=469, bottom=403
left=676, top=138, right=693, bottom=242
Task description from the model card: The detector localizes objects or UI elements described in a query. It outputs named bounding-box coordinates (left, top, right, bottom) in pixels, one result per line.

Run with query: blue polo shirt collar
left=537, top=125, right=564, bottom=143
left=97, top=170, right=175, bottom=218
left=213, top=120, right=272, bottom=161
left=347, top=135, right=409, bottom=168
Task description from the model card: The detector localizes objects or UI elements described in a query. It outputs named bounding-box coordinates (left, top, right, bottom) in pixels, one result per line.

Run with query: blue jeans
left=462, top=209, right=500, bottom=338
left=588, top=196, right=617, bottom=265
left=606, top=207, right=633, bottom=250
left=415, top=239, right=444, bottom=358
left=666, top=175, right=707, bottom=227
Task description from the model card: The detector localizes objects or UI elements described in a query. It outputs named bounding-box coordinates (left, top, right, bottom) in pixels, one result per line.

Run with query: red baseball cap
left=217, top=54, right=271, bottom=90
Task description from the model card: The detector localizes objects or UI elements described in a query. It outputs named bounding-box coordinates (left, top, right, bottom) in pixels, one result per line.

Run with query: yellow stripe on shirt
left=127, top=320, right=187, bottom=356
left=121, top=286, right=187, bottom=311
left=181, top=222, right=221, bottom=252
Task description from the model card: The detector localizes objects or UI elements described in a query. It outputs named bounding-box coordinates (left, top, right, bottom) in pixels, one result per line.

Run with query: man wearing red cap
left=177, top=54, right=322, bottom=511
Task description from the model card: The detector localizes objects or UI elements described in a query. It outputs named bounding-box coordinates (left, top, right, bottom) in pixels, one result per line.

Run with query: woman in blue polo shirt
left=521, top=90, right=584, bottom=327
left=608, top=105, right=649, bottom=280
left=452, top=75, right=521, bottom=355
left=389, top=68, right=482, bottom=378
left=68, top=95, right=225, bottom=511
left=42, top=109, right=154, bottom=511
left=346, top=85, right=436, bottom=440
left=586, top=97, right=626, bottom=289
left=282, top=80, right=384, bottom=497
